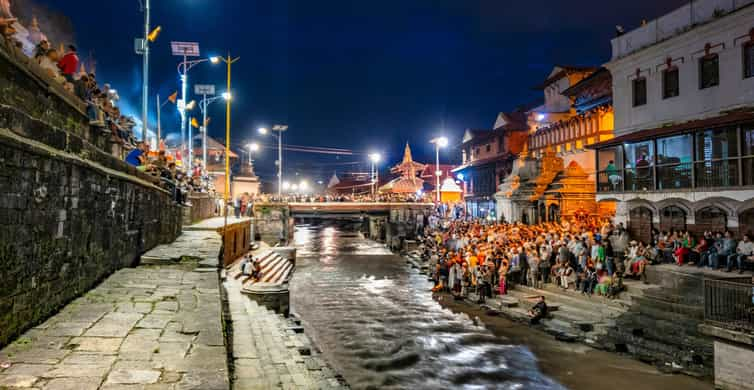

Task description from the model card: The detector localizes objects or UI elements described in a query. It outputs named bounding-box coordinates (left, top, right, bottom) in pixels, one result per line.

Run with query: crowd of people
left=257, top=192, right=429, bottom=203
left=420, top=218, right=644, bottom=305
left=417, top=214, right=754, bottom=319
left=0, top=13, right=139, bottom=150
left=652, top=229, right=753, bottom=273
left=125, top=142, right=214, bottom=204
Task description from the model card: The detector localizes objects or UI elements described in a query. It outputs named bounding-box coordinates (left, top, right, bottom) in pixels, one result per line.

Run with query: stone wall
left=0, top=45, right=182, bottom=348
left=183, top=192, right=218, bottom=225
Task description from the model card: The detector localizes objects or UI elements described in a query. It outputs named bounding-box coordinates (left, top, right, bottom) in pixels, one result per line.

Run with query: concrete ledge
left=699, top=323, right=754, bottom=346
left=242, top=282, right=290, bottom=316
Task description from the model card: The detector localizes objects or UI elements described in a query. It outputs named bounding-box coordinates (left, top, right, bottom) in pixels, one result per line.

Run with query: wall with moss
left=0, top=45, right=182, bottom=347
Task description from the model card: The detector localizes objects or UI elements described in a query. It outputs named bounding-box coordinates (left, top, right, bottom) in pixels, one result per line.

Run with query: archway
left=695, top=206, right=727, bottom=233
left=629, top=207, right=653, bottom=244
left=548, top=204, right=561, bottom=223
left=660, top=206, right=687, bottom=233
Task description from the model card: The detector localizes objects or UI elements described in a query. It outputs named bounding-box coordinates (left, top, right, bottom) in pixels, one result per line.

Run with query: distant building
left=194, top=135, right=239, bottom=197
left=496, top=66, right=615, bottom=223
left=591, top=0, right=754, bottom=241
left=453, top=111, right=529, bottom=218
left=379, top=143, right=427, bottom=194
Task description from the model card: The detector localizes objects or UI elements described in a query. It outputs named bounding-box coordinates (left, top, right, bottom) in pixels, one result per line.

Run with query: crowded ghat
left=415, top=215, right=753, bottom=322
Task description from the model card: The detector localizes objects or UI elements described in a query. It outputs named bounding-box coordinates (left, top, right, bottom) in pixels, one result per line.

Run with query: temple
left=496, top=66, right=615, bottom=223
left=379, top=143, right=426, bottom=194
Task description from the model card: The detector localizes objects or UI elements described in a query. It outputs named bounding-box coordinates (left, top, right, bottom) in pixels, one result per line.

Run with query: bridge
left=288, top=202, right=434, bottom=218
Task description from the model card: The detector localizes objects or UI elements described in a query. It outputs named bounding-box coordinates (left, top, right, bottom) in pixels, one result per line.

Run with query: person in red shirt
left=57, top=45, right=78, bottom=82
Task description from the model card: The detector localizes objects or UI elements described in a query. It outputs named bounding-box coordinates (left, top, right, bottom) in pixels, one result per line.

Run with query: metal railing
left=624, top=167, right=654, bottom=192
left=695, top=159, right=738, bottom=188
left=657, top=162, right=692, bottom=190
left=704, top=277, right=754, bottom=332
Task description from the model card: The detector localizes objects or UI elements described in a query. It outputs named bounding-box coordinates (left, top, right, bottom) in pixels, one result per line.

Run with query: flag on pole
left=191, top=117, right=200, bottom=128
left=167, top=91, right=178, bottom=104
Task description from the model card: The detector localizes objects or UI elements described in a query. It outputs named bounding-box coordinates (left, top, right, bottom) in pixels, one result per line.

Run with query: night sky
left=24, top=0, right=686, bottom=183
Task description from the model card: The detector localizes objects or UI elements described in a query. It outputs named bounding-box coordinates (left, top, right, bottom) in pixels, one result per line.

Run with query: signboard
left=195, top=84, right=215, bottom=95
left=170, top=41, right=200, bottom=57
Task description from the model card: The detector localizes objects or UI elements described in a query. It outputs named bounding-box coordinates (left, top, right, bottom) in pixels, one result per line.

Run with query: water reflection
left=290, top=223, right=564, bottom=390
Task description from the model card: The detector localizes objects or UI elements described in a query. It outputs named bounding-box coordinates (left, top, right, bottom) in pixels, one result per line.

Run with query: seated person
left=125, top=142, right=147, bottom=167
left=528, top=296, right=548, bottom=325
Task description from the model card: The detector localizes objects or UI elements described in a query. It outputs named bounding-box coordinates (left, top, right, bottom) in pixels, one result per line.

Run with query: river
left=289, top=223, right=711, bottom=390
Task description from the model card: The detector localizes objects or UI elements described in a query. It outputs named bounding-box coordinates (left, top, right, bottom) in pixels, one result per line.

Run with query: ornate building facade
left=497, top=66, right=615, bottom=223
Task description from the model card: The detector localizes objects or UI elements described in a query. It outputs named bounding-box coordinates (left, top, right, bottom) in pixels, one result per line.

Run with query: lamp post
left=197, top=86, right=229, bottom=171
left=246, top=142, right=259, bottom=166
left=141, top=0, right=150, bottom=143
left=430, top=136, right=449, bottom=204
left=171, top=42, right=219, bottom=165
left=369, top=152, right=381, bottom=201
left=258, top=124, right=288, bottom=198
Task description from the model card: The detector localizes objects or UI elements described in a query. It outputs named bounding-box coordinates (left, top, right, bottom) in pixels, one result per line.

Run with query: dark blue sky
left=28, top=0, right=685, bottom=182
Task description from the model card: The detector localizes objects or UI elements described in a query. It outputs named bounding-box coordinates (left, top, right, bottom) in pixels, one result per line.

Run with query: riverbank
left=435, top=293, right=711, bottom=390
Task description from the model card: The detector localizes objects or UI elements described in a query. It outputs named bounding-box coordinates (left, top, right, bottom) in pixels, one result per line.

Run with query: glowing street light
left=430, top=136, right=449, bottom=204
left=368, top=152, right=382, bottom=201
left=246, top=142, right=259, bottom=166
left=258, top=124, right=289, bottom=197
left=222, top=92, right=232, bottom=101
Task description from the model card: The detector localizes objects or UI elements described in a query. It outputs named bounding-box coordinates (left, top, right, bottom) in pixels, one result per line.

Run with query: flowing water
left=290, top=223, right=565, bottom=390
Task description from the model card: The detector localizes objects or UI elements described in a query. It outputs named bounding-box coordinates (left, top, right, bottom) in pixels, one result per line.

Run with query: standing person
left=56, top=45, right=78, bottom=82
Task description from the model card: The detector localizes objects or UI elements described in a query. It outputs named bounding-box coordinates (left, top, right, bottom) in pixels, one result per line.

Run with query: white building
left=592, top=0, right=754, bottom=242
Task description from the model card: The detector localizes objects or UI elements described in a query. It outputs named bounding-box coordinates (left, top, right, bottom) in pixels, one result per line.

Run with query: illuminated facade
left=592, top=1, right=754, bottom=241
left=497, top=66, right=615, bottom=222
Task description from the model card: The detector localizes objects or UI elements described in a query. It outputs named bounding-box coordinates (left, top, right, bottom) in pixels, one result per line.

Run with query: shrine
left=379, top=143, right=426, bottom=194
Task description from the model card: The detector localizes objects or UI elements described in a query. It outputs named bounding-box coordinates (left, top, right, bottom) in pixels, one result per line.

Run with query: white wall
left=608, top=5, right=754, bottom=136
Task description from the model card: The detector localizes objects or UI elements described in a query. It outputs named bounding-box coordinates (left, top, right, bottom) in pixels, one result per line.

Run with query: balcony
left=598, top=157, right=752, bottom=193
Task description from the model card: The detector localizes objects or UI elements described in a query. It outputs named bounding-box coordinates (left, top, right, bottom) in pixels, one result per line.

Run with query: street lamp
left=246, top=142, right=259, bottom=166
left=430, top=136, right=449, bottom=204
left=369, top=152, right=381, bottom=201
left=258, top=124, right=288, bottom=197
left=171, top=41, right=221, bottom=165
left=197, top=87, right=230, bottom=171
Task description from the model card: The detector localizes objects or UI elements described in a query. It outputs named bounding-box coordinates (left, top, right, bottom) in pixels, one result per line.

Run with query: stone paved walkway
left=225, top=267, right=347, bottom=389
left=0, top=262, right=228, bottom=389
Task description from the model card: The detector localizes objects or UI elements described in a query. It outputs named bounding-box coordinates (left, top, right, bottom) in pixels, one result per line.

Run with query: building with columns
left=590, top=0, right=754, bottom=242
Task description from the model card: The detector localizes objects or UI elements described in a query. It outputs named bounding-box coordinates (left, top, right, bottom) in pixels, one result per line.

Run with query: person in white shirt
left=726, top=234, right=754, bottom=273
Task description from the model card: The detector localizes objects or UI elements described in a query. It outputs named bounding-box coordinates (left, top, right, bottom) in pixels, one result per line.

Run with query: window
left=699, top=54, right=719, bottom=89
left=632, top=77, right=647, bottom=106
left=695, top=127, right=738, bottom=160
left=657, top=134, right=692, bottom=164
left=662, top=67, right=679, bottom=99
left=744, top=42, right=754, bottom=79
left=486, top=144, right=491, bottom=153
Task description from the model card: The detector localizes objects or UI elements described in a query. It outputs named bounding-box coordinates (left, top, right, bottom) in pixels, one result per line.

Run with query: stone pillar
left=614, top=199, right=629, bottom=226
left=252, top=203, right=292, bottom=245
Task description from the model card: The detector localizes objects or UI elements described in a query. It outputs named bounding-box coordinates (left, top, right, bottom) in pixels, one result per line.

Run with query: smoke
left=10, top=0, right=75, bottom=46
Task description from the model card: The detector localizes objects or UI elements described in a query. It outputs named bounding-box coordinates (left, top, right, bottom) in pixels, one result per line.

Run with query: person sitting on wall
left=125, top=142, right=148, bottom=167
left=727, top=234, right=754, bottom=274
left=606, top=160, right=621, bottom=189
left=56, top=44, right=78, bottom=83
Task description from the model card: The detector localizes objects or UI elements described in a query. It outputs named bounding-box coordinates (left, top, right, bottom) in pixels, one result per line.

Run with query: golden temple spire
left=403, top=142, right=413, bottom=163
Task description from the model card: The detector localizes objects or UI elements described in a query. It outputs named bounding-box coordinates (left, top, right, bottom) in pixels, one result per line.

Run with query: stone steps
left=225, top=271, right=347, bottom=389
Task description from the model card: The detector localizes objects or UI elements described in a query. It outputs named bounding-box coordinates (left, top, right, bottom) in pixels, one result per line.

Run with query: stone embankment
left=224, top=244, right=348, bottom=390
left=404, top=252, right=714, bottom=379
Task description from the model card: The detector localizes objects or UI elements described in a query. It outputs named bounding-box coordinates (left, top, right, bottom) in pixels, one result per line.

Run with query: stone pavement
left=225, top=273, right=347, bottom=390
left=0, top=247, right=229, bottom=389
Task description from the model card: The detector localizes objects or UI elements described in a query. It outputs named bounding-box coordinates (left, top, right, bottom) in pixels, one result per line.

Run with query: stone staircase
left=225, top=274, right=347, bottom=389
left=481, top=281, right=649, bottom=345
